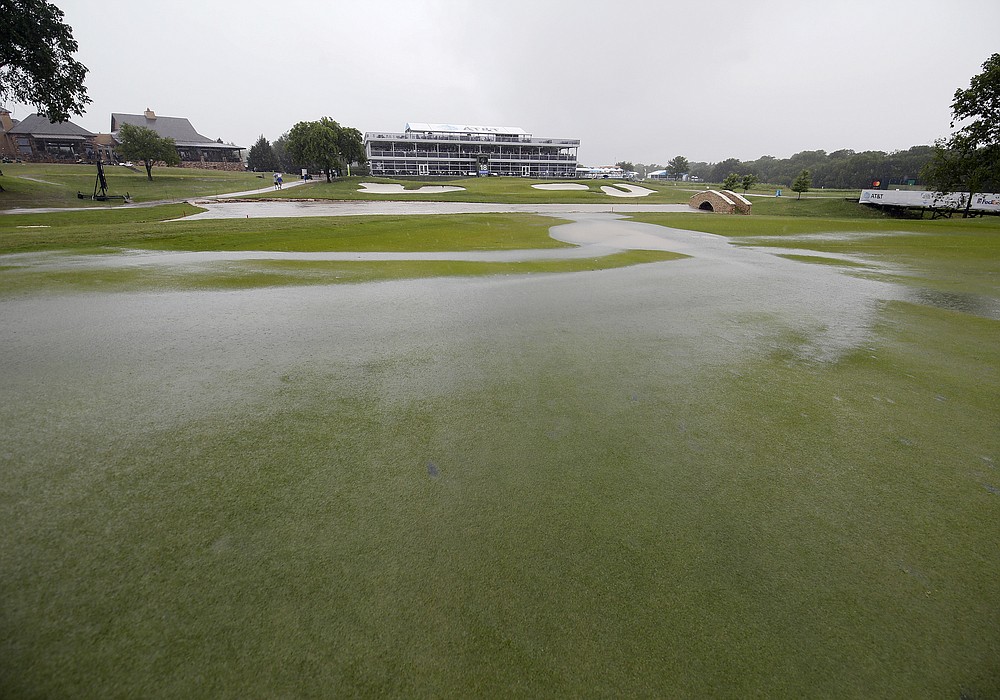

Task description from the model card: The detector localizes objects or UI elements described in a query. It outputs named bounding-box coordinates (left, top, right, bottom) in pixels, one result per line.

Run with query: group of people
left=272, top=172, right=283, bottom=190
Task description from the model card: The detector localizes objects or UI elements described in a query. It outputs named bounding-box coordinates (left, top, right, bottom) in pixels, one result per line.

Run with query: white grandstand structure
left=364, top=123, right=580, bottom=178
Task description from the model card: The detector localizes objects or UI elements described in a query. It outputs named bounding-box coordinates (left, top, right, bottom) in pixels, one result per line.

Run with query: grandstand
left=364, top=123, right=579, bottom=178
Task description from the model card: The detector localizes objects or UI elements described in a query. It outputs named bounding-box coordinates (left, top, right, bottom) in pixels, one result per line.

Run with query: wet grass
left=260, top=175, right=696, bottom=204
left=0, top=250, right=684, bottom=295
left=0, top=163, right=269, bottom=208
left=1, top=293, right=996, bottom=697
left=0, top=208, right=570, bottom=255
left=0, top=209, right=689, bottom=294
left=775, top=253, right=869, bottom=268
left=628, top=212, right=1000, bottom=298
left=1, top=188, right=999, bottom=695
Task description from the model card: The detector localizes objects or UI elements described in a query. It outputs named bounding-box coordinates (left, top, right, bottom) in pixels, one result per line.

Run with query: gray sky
left=8, top=0, right=999, bottom=166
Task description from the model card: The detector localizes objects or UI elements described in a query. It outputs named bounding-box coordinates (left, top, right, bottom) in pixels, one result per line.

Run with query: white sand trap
left=358, top=182, right=465, bottom=194
left=600, top=184, right=656, bottom=197
left=532, top=183, right=590, bottom=191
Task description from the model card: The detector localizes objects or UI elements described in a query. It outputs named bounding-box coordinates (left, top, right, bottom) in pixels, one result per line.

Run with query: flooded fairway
left=1, top=214, right=998, bottom=697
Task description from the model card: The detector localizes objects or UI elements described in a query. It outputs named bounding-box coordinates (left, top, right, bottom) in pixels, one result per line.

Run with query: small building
left=364, top=123, right=579, bottom=178
left=111, top=108, right=244, bottom=170
left=0, top=109, right=18, bottom=158
left=576, top=165, right=624, bottom=179
left=648, top=170, right=692, bottom=181
left=4, top=113, right=96, bottom=162
left=689, top=190, right=752, bottom=214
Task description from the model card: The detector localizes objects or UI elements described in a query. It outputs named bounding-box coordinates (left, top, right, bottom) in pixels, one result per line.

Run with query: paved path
left=180, top=200, right=696, bottom=220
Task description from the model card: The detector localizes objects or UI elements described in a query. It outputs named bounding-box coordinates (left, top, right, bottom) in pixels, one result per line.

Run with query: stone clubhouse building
left=1, top=108, right=244, bottom=170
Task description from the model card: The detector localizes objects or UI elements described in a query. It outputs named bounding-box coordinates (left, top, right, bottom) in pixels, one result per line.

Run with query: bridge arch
left=688, top=190, right=752, bottom=215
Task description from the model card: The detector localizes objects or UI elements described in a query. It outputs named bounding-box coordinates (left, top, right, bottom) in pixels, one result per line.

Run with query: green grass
left=2, top=294, right=997, bottom=697
left=0, top=250, right=684, bottom=295
left=1, top=193, right=999, bottom=695
left=261, top=175, right=698, bottom=204
left=0, top=209, right=569, bottom=255
left=1, top=164, right=869, bottom=209
left=0, top=163, right=272, bottom=208
left=0, top=209, right=689, bottom=294
left=626, top=212, right=1000, bottom=297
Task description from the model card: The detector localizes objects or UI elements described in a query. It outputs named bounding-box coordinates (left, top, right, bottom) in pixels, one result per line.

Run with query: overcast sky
left=7, top=0, right=999, bottom=166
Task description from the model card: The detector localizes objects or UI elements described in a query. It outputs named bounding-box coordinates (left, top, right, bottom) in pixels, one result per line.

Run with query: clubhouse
left=1, top=108, right=244, bottom=170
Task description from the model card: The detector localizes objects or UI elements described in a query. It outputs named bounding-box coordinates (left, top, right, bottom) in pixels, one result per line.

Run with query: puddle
left=903, top=288, right=1000, bottom=321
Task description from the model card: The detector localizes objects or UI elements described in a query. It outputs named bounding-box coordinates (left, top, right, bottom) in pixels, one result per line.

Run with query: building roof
left=8, top=113, right=95, bottom=138
left=111, top=111, right=242, bottom=149
left=405, top=122, right=529, bottom=137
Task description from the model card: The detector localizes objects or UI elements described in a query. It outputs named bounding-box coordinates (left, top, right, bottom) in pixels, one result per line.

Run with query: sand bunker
left=358, top=183, right=466, bottom=194
left=600, top=184, right=656, bottom=198
left=532, top=183, right=590, bottom=191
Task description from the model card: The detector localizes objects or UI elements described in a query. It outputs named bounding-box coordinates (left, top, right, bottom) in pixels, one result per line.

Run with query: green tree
left=272, top=133, right=295, bottom=173
left=286, top=119, right=339, bottom=182
left=923, top=53, right=1000, bottom=216
left=791, top=169, right=812, bottom=199
left=722, top=172, right=741, bottom=191
left=333, top=122, right=365, bottom=176
left=116, top=123, right=180, bottom=181
left=667, top=155, right=690, bottom=180
left=740, top=173, right=759, bottom=194
left=285, top=118, right=366, bottom=181
left=0, top=0, right=90, bottom=122
left=951, top=53, right=1000, bottom=152
left=711, top=158, right=742, bottom=183
left=247, top=135, right=278, bottom=172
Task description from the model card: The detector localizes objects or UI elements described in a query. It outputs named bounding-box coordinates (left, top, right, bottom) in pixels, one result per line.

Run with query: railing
left=368, top=151, right=576, bottom=161
left=365, top=132, right=580, bottom=146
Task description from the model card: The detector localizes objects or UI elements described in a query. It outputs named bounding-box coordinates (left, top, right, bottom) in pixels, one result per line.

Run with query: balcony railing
left=365, top=132, right=580, bottom=147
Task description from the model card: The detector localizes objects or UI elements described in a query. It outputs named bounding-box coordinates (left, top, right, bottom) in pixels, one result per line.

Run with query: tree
left=333, top=122, right=365, bottom=176
left=285, top=118, right=365, bottom=181
left=722, top=172, right=741, bottom=191
left=615, top=161, right=635, bottom=174
left=116, top=123, right=180, bottom=181
left=951, top=53, right=1000, bottom=152
left=711, top=158, right=742, bottom=184
left=740, top=173, right=759, bottom=194
left=247, top=135, right=279, bottom=172
left=286, top=119, right=340, bottom=182
left=667, top=155, right=690, bottom=180
left=791, top=169, right=812, bottom=199
left=923, top=53, right=1000, bottom=216
left=0, top=0, right=90, bottom=122
left=272, top=133, right=295, bottom=173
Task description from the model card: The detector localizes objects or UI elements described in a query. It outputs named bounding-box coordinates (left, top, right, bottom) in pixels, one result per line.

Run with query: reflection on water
left=904, top=288, right=1000, bottom=321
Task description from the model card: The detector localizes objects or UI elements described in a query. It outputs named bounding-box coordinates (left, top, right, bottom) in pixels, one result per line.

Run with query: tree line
left=246, top=119, right=366, bottom=182
left=615, top=53, right=998, bottom=206
left=620, top=145, right=936, bottom=190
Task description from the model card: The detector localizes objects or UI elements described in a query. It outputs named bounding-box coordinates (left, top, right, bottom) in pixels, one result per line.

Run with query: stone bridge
left=688, top=190, right=752, bottom=214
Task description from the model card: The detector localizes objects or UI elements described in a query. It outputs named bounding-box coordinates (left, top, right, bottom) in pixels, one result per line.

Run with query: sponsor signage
left=859, top=189, right=1000, bottom=213
left=405, top=122, right=528, bottom=137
